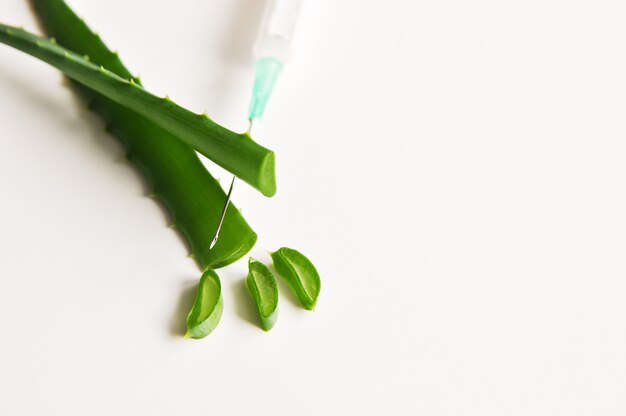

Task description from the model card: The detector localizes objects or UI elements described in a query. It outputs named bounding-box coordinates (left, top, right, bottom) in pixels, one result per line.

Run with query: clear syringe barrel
left=248, top=0, right=303, bottom=120
left=254, top=0, right=302, bottom=63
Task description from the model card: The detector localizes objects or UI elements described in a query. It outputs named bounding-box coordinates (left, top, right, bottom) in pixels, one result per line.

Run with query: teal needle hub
left=248, top=57, right=284, bottom=121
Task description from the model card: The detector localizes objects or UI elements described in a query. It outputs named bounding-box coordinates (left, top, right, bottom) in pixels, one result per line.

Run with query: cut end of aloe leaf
left=259, top=151, right=276, bottom=197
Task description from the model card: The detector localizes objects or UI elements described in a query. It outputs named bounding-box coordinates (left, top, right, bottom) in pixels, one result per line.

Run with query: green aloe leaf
left=27, top=0, right=255, bottom=269
left=186, top=269, right=223, bottom=339
left=0, top=23, right=276, bottom=196
left=246, top=258, right=279, bottom=331
left=271, top=248, right=321, bottom=310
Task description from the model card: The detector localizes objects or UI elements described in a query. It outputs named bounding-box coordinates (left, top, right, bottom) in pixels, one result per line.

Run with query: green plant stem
left=0, top=23, right=276, bottom=196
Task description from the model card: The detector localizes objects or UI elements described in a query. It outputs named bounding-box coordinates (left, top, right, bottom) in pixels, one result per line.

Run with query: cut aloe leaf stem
left=0, top=23, right=276, bottom=196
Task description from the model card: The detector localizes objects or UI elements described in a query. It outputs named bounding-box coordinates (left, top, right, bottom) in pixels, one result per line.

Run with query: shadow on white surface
left=229, top=277, right=258, bottom=328
left=168, top=279, right=199, bottom=337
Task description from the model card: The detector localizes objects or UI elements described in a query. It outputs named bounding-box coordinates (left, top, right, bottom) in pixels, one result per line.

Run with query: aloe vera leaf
left=186, top=269, right=223, bottom=338
left=25, top=0, right=254, bottom=269
left=0, top=23, right=276, bottom=196
left=271, top=248, right=321, bottom=310
left=246, top=258, right=279, bottom=331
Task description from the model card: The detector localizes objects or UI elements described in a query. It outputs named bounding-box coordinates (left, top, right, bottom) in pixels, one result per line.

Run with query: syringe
left=210, top=0, right=303, bottom=250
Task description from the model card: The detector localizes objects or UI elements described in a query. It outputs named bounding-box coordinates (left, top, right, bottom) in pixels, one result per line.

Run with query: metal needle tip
left=209, top=119, right=255, bottom=251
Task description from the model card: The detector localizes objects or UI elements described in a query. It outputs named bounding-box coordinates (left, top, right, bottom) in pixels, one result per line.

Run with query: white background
left=1, top=0, right=626, bottom=414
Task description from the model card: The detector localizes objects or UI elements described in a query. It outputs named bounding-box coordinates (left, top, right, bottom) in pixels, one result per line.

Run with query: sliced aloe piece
left=186, top=269, right=223, bottom=339
left=246, top=258, right=279, bottom=331
left=271, top=248, right=321, bottom=310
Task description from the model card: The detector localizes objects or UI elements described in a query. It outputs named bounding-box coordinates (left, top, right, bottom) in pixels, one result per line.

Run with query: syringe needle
left=209, top=119, right=254, bottom=250
left=210, top=0, right=302, bottom=251
left=208, top=176, right=235, bottom=251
